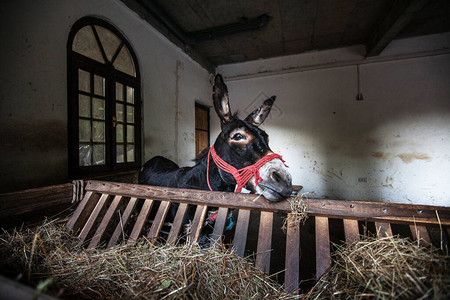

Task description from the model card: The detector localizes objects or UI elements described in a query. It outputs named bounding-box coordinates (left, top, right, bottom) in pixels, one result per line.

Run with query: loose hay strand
left=282, top=192, right=309, bottom=232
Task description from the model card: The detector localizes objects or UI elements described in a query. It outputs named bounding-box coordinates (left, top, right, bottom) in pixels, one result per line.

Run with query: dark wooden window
left=195, top=103, right=210, bottom=157
left=67, top=17, right=141, bottom=178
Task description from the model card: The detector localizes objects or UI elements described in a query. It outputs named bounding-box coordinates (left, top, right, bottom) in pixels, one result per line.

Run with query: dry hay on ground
left=1, top=219, right=448, bottom=299
left=305, top=235, right=449, bottom=299
left=0, top=219, right=294, bottom=299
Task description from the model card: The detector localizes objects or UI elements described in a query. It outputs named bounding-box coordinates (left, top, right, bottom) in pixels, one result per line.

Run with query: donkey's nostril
left=271, top=171, right=282, bottom=182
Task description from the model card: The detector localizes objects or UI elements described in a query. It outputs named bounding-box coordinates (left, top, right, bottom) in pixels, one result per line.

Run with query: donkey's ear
left=213, top=74, right=232, bottom=128
left=245, top=96, right=276, bottom=127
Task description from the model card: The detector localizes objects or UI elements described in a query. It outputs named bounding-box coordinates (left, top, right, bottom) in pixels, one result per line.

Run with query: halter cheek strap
left=206, top=145, right=287, bottom=193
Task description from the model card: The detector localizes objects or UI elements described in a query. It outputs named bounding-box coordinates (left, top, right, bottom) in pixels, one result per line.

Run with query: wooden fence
left=65, top=180, right=450, bottom=293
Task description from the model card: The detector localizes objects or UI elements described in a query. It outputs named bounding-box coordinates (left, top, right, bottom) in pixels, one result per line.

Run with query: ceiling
left=121, top=0, right=450, bottom=72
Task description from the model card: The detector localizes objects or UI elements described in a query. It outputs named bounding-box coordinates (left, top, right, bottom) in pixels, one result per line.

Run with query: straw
left=305, top=235, right=450, bottom=299
left=0, top=219, right=296, bottom=299
left=282, top=192, right=309, bottom=232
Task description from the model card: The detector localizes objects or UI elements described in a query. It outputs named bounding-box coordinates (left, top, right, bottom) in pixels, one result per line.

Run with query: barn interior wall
left=0, top=0, right=211, bottom=193
left=1, top=0, right=449, bottom=208
left=215, top=33, right=450, bottom=207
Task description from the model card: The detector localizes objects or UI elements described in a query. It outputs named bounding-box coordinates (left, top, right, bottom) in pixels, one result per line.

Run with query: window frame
left=67, top=17, right=141, bottom=178
left=195, top=103, right=210, bottom=157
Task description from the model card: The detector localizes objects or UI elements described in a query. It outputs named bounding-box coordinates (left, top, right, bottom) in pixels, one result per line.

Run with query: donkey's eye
left=232, top=133, right=245, bottom=141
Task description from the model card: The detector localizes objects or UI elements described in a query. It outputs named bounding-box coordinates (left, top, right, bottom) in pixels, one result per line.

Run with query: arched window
left=67, top=17, right=141, bottom=178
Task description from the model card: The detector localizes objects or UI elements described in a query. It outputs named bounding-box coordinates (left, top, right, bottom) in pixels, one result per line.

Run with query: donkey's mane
left=194, top=147, right=210, bottom=164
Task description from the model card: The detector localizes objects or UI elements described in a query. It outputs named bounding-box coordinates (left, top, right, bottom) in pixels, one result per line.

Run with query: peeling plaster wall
left=216, top=34, right=450, bottom=207
left=0, top=0, right=211, bottom=192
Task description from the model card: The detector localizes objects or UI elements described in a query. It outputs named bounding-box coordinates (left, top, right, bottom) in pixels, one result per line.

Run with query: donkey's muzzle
left=255, top=159, right=293, bottom=201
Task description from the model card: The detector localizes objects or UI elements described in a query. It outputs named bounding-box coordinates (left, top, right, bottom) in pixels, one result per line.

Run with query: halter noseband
left=206, top=145, right=287, bottom=193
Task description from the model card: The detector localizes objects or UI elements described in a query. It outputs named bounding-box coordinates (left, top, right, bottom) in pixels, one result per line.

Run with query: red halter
left=206, top=145, right=287, bottom=193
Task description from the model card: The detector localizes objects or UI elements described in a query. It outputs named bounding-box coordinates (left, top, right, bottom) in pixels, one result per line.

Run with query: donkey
left=139, top=74, right=292, bottom=200
left=139, top=75, right=292, bottom=242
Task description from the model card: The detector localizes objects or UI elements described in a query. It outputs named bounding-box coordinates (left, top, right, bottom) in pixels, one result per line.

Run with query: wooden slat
left=128, top=199, right=153, bottom=245
left=108, top=197, right=138, bottom=247
left=78, top=193, right=110, bottom=245
left=343, top=219, right=360, bottom=244
left=147, top=201, right=171, bottom=242
left=189, top=205, right=208, bottom=243
left=256, top=211, right=273, bottom=274
left=88, top=195, right=123, bottom=249
left=315, top=216, right=331, bottom=279
left=211, top=207, right=229, bottom=242
left=409, top=224, right=431, bottom=245
left=285, top=214, right=300, bottom=293
left=66, top=191, right=99, bottom=231
left=0, top=183, right=73, bottom=218
left=167, top=203, right=189, bottom=245
left=375, top=221, right=393, bottom=238
left=233, top=209, right=250, bottom=257
left=85, top=181, right=450, bottom=225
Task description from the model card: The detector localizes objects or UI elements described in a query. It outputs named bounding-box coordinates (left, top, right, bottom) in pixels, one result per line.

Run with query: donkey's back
left=138, top=156, right=181, bottom=187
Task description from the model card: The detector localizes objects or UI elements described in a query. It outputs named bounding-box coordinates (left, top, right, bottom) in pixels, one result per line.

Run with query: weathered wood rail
left=0, top=183, right=73, bottom=218
left=0, top=183, right=74, bottom=228
left=65, top=180, right=450, bottom=293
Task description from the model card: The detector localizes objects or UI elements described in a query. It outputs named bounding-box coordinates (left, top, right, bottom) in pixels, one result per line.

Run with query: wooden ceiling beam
left=120, top=0, right=216, bottom=72
left=365, top=0, right=429, bottom=57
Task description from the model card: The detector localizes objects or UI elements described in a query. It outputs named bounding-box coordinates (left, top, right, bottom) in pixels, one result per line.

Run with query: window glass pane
left=79, top=144, right=92, bottom=166
left=116, top=145, right=124, bottom=163
left=94, top=75, right=105, bottom=96
left=116, top=124, right=123, bottom=143
left=116, top=82, right=123, bottom=101
left=126, top=86, right=134, bottom=103
left=78, top=69, right=90, bottom=92
left=127, top=145, right=135, bottom=162
left=127, top=125, right=134, bottom=143
left=94, top=25, right=122, bottom=63
left=92, top=98, right=105, bottom=120
left=116, top=103, right=124, bottom=122
left=113, top=46, right=136, bottom=77
left=93, top=144, right=105, bottom=165
left=126, top=105, right=134, bottom=123
left=72, top=26, right=104, bottom=63
left=79, top=95, right=90, bottom=118
left=79, top=119, right=91, bottom=142
left=93, top=121, right=105, bottom=142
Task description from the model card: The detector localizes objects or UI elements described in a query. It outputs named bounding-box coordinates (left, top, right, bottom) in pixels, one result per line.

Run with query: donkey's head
left=210, top=74, right=292, bottom=201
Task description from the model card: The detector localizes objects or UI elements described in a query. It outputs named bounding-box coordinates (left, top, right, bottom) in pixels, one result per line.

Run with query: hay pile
left=1, top=218, right=448, bottom=299
left=305, top=236, right=450, bottom=299
left=0, top=219, right=292, bottom=299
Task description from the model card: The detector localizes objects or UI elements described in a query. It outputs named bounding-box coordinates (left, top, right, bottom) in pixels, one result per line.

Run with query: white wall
left=0, top=0, right=211, bottom=192
left=215, top=34, right=450, bottom=207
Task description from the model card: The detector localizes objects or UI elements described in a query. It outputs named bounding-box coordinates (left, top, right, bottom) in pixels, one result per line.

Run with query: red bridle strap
left=206, top=145, right=287, bottom=193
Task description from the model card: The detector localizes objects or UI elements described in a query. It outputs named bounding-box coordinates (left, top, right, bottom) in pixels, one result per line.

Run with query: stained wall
left=0, top=0, right=211, bottom=192
left=215, top=33, right=450, bottom=206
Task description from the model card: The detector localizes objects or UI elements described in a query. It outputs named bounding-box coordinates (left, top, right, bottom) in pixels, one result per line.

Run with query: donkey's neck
left=178, top=151, right=236, bottom=192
